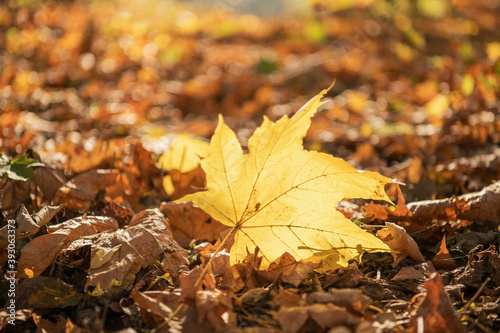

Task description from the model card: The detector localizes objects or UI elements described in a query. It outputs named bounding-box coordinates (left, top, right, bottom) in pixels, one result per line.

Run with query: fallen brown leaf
left=195, top=289, right=233, bottom=331
left=269, top=285, right=303, bottom=308
left=306, top=289, right=371, bottom=313
left=255, top=252, right=321, bottom=287
left=199, top=249, right=234, bottom=289
left=323, top=262, right=363, bottom=288
left=160, top=201, right=229, bottom=247
left=432, top=235, right=457, bottom=270
left=455, top=244, right=500, bottom=287
left=28, top=278, right=83, bottom=308
left=0, top=178, right=29, bottom=210
left=276, top=303, right=359, bottom=333
left=364, top=184, right=412, bottom=222
left=87, top=209, right=188, bottom=290
left=377, top=222, right=425, bottom=267
left=392, top=261, right=436, bottom=282
left=31, top=164, right=66, bottom=201
left=53, top=169, right=123, bottom=211
left=168, top=167, right=207, bottom=200
left=17, top=215, right=118, bottom=279
left=0, top=204, right=62, bottom=247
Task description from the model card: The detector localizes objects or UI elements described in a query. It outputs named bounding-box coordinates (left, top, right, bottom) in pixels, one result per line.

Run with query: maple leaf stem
left=155, top=226, right=236, bottom=331
left=193, top=226, right=236, bottom=288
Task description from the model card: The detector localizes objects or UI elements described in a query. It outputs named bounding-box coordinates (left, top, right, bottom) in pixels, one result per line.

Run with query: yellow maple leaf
left=159, top=134, right=209, bottom=195
left=179, top=88, right=393, bottom=270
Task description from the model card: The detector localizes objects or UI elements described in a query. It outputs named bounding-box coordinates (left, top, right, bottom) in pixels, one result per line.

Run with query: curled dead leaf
left=377, top=222, right=425, bottom=267
left=411, top=273, right=466, bottom=333
left=17, top=215, right=118, bottom=279
left=87, top=209, right=188, bottom=290
left=0, top=204, right=62, bottom=247
left=323, top=262, right=363, bottom=289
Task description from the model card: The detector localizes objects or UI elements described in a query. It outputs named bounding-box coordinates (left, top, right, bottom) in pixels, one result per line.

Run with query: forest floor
left=0, top=0, right=500, bottom=332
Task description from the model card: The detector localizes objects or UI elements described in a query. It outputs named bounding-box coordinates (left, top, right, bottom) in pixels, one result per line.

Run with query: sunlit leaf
left=180, top=87, right=393, bottom=270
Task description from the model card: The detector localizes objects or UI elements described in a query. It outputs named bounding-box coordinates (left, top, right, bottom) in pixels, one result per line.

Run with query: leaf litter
left=1, top=0, right=500, bottom=332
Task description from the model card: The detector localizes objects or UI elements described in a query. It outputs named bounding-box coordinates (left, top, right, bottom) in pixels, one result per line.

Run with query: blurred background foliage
left=1, top=0, right=499, bottom=202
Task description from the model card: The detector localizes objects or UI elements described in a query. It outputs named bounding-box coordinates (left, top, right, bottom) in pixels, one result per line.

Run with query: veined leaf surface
left=180, top=88, right=393, bottom=270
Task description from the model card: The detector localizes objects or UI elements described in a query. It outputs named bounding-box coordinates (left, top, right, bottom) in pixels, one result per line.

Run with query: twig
left=100, top=303, right=108, bottom=333
left=368, top=304, right=384, bottom=313
left=359, top=225, right=387, bottom=228
left=460, top=277, right=491, bottom=312
left=153, top=227, right=236, bottom=332
left=236, top=303, right=278, bottom=329
left=312, top=272, right=323, bottom=292
left=466, top=318, right=493, bottom=333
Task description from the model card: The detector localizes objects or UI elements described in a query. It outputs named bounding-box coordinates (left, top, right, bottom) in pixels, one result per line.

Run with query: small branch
left=153, top=227, right=236, bottom=332
left=460, top=277, right=491, bottom=312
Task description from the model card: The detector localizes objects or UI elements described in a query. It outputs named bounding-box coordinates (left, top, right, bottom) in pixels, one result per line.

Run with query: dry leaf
left=53, top=169, right=122, bottom=211
left=364, top=184, right=412, bottom=221
left=270, top=285, right=303, bottom=308
left=392, top=261, right=436, bottom=281
left=17, top=215, right=118, bottom=279
left=87, top=209, right=188, bottom=290
left=276, top=306, right=309, bottom=333
left=200, top=249, right=234, bottom=289
left=31, top=164, right=66, bottom=201
left=195, top=289, right=233, bottom=331
left=276, top=303, right=358, bottom=333
left=132, top=290, right=217, bottom=332
left=255, top=252, right=321, bottom=287
left=0, top=178, right=29, bottom=210
left=180, top=87, right=393, bottom=271
left=307, top=289, right=371, bottom=313
left=168, top=167, right=207, bottom=200
left=323, top=262, right=363, bottom=288
left=28, top=278, right=83, bottom=308
left=377, top=222, right=425, bottom=267
left=132, top=291, right=177, bottom=324
left=160, top=201, right=229, bottom=247
left=89, top=244, right=122, bottom=270
left=411, top=273, right=466, bottom=333
left=0, top=204, right=62, bottom=247
left=432, top=235, right=457, bottom=270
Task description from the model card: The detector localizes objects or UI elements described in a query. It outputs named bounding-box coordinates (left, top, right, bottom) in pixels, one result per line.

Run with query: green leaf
left=0, top=153, right=44, bottom=181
